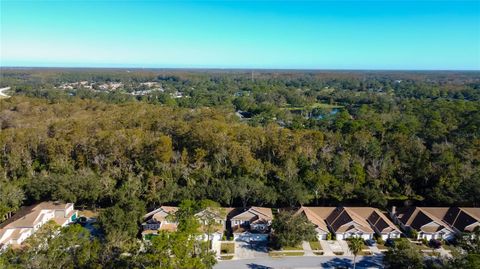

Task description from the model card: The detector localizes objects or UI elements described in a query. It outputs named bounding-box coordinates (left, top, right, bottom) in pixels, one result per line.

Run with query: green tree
left=97, top=199, right=145, bottom=252
left=348, top=237, right=364, bottom=269
left=271, top=210, right=316, bottom=249
left=141, top=231, right=216, bottom=269
left=0, top=221, right=101, bottom=269
left=0, top=182, right=24, bottom=221
left=384, top=238, right=423, bottom=269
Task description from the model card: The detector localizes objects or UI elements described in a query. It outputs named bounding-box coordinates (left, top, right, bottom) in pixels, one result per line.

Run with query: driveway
left=235, top=241, right=268, bottom=259
left=212, top=240, right=222, bottom=257
left=302, top=241, right=314, bottom=256
left=214, top=255, right=384, bottom=269
left=368, top=245, right=381, bottom=255
left=321, top=240, right=350, bottom=255
left=436, top=247, right=451, bottom=258
left=337, top=240, right=352, bottom=256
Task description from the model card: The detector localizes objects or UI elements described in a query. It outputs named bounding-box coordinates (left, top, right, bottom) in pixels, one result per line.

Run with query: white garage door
left=361, top=234, right=372, bottom=240
left=234, top=233, right=268, bottom=242
left=317, top=233, right=327, bottom=240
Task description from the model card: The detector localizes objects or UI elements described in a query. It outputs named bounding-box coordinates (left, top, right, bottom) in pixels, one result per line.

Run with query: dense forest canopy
left=0, top=69, right=479, bottom=218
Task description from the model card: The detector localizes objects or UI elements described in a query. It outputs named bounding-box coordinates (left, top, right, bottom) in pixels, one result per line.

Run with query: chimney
left=391, top=206, right=396, bottom=215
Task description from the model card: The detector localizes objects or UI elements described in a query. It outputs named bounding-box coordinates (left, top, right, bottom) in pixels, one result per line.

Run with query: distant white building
left=0, top=202, right=77, bottom=251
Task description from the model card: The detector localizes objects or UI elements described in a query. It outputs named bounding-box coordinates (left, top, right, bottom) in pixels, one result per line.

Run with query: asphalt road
left=214, top=255, right=384, bottom=269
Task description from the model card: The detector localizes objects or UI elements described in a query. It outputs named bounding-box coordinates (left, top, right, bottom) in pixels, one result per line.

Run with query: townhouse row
left=390, top=206, right=480, bottom=241
left=2, top=202, right=479, bottom=251
left=141, top=205, right=480, bottom=243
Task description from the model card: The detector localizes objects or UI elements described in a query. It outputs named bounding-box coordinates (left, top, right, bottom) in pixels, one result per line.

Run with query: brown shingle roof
left=443, top=207, right=480, bottom=232
left=294, top=207, right=333, bottom=233
left=363, top=209, right=400, bottom=234
left=159, top=223, right=178, bottom=232
left=325, top=207, right=374, bottom=234
left=0, top=202, right=73, bottom=230
left=394, top=207, right=454, bottom=233
left=230, top=207, right=273, bottom=222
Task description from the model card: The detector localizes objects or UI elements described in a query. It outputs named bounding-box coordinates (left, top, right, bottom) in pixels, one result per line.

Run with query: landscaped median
left=309, top=241, right=323, bottom=255
left=282, top=245, right=303, bottom=251
left=268, top=251, right=305, bottom=257
left=359, top=250, right=373, bottom=256
left=219, top=242, right=235, bottom=260
left=268, top=243, right=305, bottom=257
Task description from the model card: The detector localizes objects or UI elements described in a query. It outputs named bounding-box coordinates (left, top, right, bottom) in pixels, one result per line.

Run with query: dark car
left=385, top=238, right=396, bottom=247
left=429, top=239, right=442, bottom=249
left=76, top=216, right=88, bottom=226
left=365, top=239, right=377, bottom=246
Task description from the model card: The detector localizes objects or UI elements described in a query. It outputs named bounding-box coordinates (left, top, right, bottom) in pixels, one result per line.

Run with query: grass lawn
left=283, top=245, right=303, bottom=251
left=424, top=251, right=441, bottom=257
left=443, top=244, right=457, bottom=252
left=309, top=241, right=322, bottom=250
left=359, top=250, right=372, bottom=256
left=78, top=209, right=100, bottom=218
left=376, top=243, right=388, bottom=250
left=269, top=252, right=304, bottom=257
left=415, top=244, right=431, bottom=250
left=220, top=242, right=235, bottom=254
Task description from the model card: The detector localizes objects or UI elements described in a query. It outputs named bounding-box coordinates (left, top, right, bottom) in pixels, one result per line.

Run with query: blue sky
left=1, top=1, right=479, bottom=70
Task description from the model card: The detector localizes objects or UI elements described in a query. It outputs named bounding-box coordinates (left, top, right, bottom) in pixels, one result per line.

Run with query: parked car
left=385, top=238, right=395, bottom=247
left=365, top=239, right=377, bottom=246
left=429, top=239, right=442, bottom=249
left=75, top=216, right=88, bottom=226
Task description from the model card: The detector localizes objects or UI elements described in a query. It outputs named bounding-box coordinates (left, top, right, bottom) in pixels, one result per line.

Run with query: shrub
left=326, top=233, right=331, bottom=240
left=409, top=229, right=419, bottom=239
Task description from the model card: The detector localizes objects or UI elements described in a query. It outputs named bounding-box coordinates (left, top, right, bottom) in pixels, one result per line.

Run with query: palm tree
left=348, top=237, right=364, bottom=269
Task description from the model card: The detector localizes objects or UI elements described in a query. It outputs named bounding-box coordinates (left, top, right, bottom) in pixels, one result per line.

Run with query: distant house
left=0, top=202, right=77, bottom=250
left=195, top=207, right=233, bottom=242
left=141, top=206, right=178, bottom=239
left=294, top=207, right=334, bottom=240
left=325, top=207, right=375, bottom=240
left=229, top=207, right=273, bottom=242
left=390, top=207, right=455, bottom=241
left=349, top=207, right=401, bottom=240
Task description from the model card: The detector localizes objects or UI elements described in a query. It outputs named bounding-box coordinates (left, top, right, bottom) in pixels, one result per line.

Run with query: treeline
left=1, top=70, right=479, bottom=269
left=0, top=90, right=478, bottom=218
